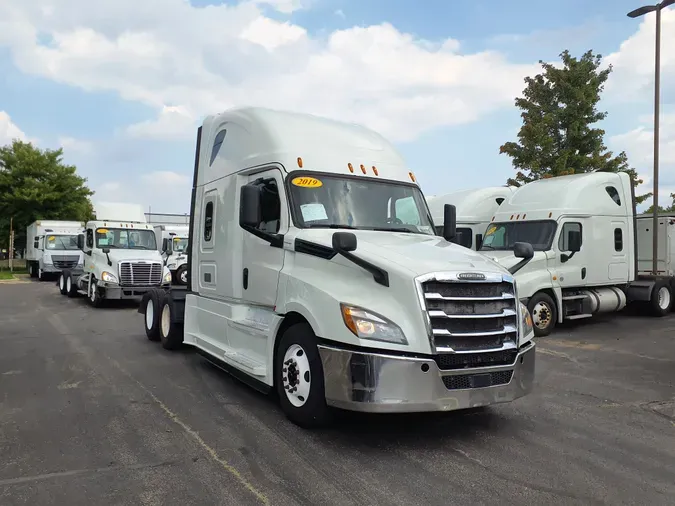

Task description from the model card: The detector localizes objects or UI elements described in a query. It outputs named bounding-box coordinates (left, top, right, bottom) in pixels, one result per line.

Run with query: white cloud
left=141, top=170, right=191, bottom=186
left=125, top=105, right=196, bottom=140
left=604, top=8, right=675, bottom=101
left=58, top=135, right=93, bottom=154
left=0, top=0, right=540, bottom=143
left=0, top=111, right=27, bottom=145
left=610, top=112, right=675, bottom=167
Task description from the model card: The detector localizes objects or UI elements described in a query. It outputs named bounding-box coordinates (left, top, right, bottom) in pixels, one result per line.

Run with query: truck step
left=223, top=351, right=267, bottom=377
left=566, top=313, right=593, bottom=320
left=562, top=294, right=588, bottom=301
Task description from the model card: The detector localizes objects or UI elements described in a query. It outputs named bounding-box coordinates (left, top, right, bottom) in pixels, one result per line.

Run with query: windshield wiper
left=306, top=224, right=357, bottom=230
left=480, top=245, right=495, bottom=250
left=371, top=227, right=417, bottom=234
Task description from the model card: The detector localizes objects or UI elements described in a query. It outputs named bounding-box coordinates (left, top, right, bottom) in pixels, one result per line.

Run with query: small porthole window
left=204, top=202, right=213, bottom=242
left=614, top=228, right=623, bottom=251
left=209, top=129, right=227, bottom=166
left=605, top=186, right=621, bottom=206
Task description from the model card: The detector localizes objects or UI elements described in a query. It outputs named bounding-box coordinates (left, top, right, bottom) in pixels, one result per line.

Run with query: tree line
left=0, top=47, right=665, bottom=254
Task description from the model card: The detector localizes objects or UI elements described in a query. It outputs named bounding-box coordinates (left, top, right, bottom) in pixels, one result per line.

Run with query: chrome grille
left=51, top=255, right=79, bottom=269
left=119, top=261, right=162, bottom=286
left=419, top=274, right=518, bottom=352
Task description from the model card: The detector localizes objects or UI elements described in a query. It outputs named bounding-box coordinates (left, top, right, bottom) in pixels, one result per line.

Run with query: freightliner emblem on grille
left=457, top=272, right=486, bottom=280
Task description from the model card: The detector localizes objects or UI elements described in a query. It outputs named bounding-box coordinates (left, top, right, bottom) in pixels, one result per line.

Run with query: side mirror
left=332, top=232, right=357, bottom=252
left=514, top=241, right=534, bottom=260
left=508, top=241, right=534, bottom=275
left=568, top=230, right=581, bottom=252
left=475, top=233, right=483, bottom=250
left=77, top=234, right=85, bottom=250
left=162, top=238, right=171, bottom=254
left=443, top=204, right=457, bottom=242
left=239, top=184, right=261, bottom=228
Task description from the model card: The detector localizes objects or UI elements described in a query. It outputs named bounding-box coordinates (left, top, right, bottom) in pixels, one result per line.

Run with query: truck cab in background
left=427, top=187, right=516, bottom=250
left=57, top=203, right=172, bottom=307
left=140, top=107, right=537, bottom=428
left=479, top=171, right=672, bottom=337
left=154, top=225, right=190, bottom=285
left=25, top=220, right=85, bottom=280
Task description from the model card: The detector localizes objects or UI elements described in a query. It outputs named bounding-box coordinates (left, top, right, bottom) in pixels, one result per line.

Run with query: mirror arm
left=334, top=249, right=389, bottom=287
left=241, top=224, right=284, bottom=248
left=508, top=258, right=531, bottom=275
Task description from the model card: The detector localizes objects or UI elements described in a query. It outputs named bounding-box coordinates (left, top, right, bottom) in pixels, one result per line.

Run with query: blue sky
left=0, top=0, right=674, bottom=213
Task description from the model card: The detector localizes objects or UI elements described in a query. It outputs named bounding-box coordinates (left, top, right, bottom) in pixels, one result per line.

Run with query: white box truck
left=25, top=220, right=85, bottom=280
left=478, top=171, right=674, bottom=336
left=427, top=187, right=516, bottom=250
left=138, top=107, right=537, bottom=428
left=154, top=225, right=189, bottom=285
left=57, top=202, right=172, bottom=307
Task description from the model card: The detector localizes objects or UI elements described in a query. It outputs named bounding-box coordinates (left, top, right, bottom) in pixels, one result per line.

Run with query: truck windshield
left=45, top=235, right=80, bottom=250
left=480, top=220, right=557, bottom=251
left=96, top=228, right=157, bottom=250
left=172, top=237, right=188, bottom=252
left=289, top=173, right=434, bottom=234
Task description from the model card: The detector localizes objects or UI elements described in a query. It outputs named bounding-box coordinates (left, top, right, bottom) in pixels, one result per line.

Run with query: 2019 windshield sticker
left=291, top=176, right=323, bottom=188
left=485, top=225, right=497, bottom=236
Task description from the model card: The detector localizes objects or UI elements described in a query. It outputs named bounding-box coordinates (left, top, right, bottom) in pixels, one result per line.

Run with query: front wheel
left=144, top=293, right=161, bottom=342
left=176, top=265, right=188, bottom=286
left=275, top=323, right=330, bottom=428
left=87, top=277, right=104, bottom=308
left=649, top=281, right=672, bottom=316
left=58, top=273, right=68, bottom=295
left=527, top=292, right=557, bottom=337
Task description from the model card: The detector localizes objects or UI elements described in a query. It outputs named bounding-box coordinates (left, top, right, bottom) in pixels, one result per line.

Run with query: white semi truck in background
left=138, top=106, right=538, bottom=428
left=25, top=220, right=85, bottom=280
left=478, top=171, right=675, bottom=336
left=154, top=225, right=189, bottom=285
left=427, top=187, right=516, bottom=250
left=57, top=202, right=172, bottom=307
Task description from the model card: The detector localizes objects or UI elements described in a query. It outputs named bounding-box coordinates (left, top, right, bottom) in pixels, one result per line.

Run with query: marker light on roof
left=409, top=172, right=416, bottom=182
left=348, top=163, right=354, bottom=173
left=372, top=166, right=378, bottom=176
left=523, top=214, right=527, bottom=219
left=360, top=164, right=366, bottom=174
left=510, top=215, right=514, bottom=220
left=549, top=212, right=552, bottom=218
left=297, top=157, right=303, bottom=168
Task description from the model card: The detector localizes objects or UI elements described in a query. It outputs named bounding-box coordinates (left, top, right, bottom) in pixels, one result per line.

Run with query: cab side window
left=558, top=222, right=582, bottom=251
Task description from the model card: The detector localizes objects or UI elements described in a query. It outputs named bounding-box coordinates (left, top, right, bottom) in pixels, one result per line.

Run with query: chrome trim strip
left=435, top=342, right=518, bottom=354
left=432, top=324, right=517, bottom=337
left=424, top=292, right=515, bottom=301
left=428, top=308, right=516, bottom=319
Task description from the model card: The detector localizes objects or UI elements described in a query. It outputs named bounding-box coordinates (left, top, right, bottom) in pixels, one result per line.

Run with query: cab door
left=555, top=219, right=588, bottom=287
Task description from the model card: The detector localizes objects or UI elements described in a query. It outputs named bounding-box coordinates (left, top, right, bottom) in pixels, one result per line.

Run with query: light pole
left=627, top=1, right=674, bottom=275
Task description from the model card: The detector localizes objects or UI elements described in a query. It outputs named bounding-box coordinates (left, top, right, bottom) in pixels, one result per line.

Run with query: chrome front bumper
left=99, top=282, right=169, bottom=300
left=318, top=342, right=535, bottom=413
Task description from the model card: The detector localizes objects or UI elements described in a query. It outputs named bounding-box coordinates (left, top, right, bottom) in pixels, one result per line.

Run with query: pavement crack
left=0, top=461, right=175, bottom=488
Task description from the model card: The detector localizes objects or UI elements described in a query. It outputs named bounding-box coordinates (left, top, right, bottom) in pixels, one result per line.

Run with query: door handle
left=243, top=268, right=249, bottom=290
left=581, top=267, right=586, bottom=279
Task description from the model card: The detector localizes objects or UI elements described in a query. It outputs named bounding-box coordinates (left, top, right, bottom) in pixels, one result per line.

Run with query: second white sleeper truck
left=57, top=203, right=172, bottom=307
left=138, top=107, right=537, bottom=428
left=479, top=171, right=675, bottom=336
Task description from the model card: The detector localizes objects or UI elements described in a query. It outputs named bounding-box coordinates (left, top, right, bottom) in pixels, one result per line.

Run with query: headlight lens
left=163, top=271, right=172, bottom=283
left=101, top=271, right=118, bottom=283
left=519, top=301, right=534, bottom=339
left=340, top=304, right=408, bottom=345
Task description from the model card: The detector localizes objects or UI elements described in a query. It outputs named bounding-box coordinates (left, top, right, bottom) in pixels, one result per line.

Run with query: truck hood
left=294, top=229, right=508, bottom=278
left=106, top=249, right=162, bottom=264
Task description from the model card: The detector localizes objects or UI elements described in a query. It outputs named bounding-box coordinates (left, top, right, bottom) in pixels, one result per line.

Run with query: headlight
left=164, top=271, right=172, bottom=283
left=519, top=301, right=534, bottom=340
left=340, top=304, right=408, bottom=345
left=101, top=271, right=118, bottom=283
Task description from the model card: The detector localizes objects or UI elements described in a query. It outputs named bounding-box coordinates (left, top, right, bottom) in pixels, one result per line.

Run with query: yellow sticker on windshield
left=97, top=228, right=109, bottom=234
left=291, top=177, right=323, bottom=188
left=485, top=225, right=497, bottom=236
left=47, top=236, right=55, bottom=241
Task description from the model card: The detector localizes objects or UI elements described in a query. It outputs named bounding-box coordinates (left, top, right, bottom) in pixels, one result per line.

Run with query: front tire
left=87, top=277, right=103, bottom=308
left=649, top=281, right=672, bottom=316
left=275, top=323, right=330, bottom=428
left=176, top=265, right=188, bottom=286
left=66, top=273, right=79, bottom=298
left=58, top=273, right=68, bottom=295
left=528, top=292, right=557, bottom=337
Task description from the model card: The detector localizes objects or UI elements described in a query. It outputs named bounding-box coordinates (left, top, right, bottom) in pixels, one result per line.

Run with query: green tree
left=643, top=193, right=675, bottom=214
left=0, top=140, right=94, bottom=251
left=500, top=49, right=649, bottom=204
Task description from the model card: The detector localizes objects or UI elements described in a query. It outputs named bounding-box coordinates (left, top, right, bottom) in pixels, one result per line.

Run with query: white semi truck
left=138, top=107, right=537, bottom=428
left=154, top=225, right=189, bottom=285
left=479, top=171, right=674, bottom=336
left=25, top=220, right=85, bottom=280
left=427, top=187, right=516, bottom=250
left=57, top=203, right=172, bottom=307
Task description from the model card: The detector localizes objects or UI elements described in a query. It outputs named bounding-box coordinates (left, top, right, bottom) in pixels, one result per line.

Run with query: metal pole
left=652, top=7, right=661, bottom=275
left=8, top=217, right=13, bottom=272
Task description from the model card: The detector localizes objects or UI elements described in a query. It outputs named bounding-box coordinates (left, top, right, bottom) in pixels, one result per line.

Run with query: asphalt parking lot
left=1, top=279, right=674, bottom=506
